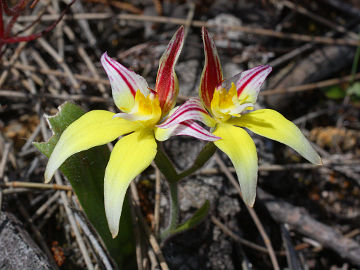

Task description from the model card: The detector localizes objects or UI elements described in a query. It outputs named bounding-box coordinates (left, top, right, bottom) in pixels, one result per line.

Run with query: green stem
left=154, top=144, right=178, bottom=183
left=169, top=181, right=179, bottom=228
left=350, top=32, right=360, bottom=84
left=160, top=181, right=179, bottom=240
left=154, top=142, right=217, bottom=240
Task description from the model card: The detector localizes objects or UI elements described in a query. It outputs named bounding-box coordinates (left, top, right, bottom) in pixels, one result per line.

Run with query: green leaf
left=154, top=146, right=179, bottom=183
left=34, top=102, right=135, bottom=268
left=323, top=85, right=346, bottom=99
left=347, top=82, right=360, bottom=97
left=171, top=200, right=210, bottom=234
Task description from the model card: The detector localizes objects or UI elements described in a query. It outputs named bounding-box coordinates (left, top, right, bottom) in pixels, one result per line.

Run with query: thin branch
left=258, top=188, right=360, bottom=266
left=16, top=199, right=57, bottom=265
left=129, top=180, right=145, bottom=270
left=0, top=39, right=28, bottom=86
left=86, top=0, right=142, bottom=14
left=0, top=0, right=76, bottom=44
left=15, top=13, right=360, bottom=46
left=74, top=212, right=114, bottom=270
left=1, top=181, right=72, bottom=191
left=30, top=191, right=60, bottom=223
left=2, top=61, right=110, bottom=84
left=211, top=215, right=285, bottom=255
left=3, top=61, right=360, bottom=102
left=214, top=153, right=280, bottom=270
left=1, top=0, right=29, bottom=16
left=262, top=72, right=360, bottom=96
left=0, top=142, right=11, bottom=179
left=130, top=182, right=170, bottom=270
left=280, top=0, right=358, bottom=39
left=55, top=172, right=94, bottom=270
left=0, top=1, right=4, bottom=37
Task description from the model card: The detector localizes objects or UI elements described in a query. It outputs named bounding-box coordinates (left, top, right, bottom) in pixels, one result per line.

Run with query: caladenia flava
left=43, top=26, right=219, bottom=238
left=42, top=26, right=322, bottom=246
left=159, top=27, right=322, bottom=207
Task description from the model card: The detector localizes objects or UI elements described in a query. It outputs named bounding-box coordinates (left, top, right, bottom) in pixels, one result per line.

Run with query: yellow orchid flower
left=44, top=26, right=218, bottom=238
left=158, top=27, right=322, bottom=206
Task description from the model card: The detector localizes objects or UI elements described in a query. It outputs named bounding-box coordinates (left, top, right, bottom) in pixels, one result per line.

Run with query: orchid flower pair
left=44, top=26, right=321, bottom=238
left=160, top=28, right=322, bottom=206
left=44, top=26, right=216, bottom=238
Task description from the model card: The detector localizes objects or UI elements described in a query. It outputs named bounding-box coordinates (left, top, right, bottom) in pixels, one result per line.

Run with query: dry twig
left=258, top=188, right=360, bottom=266
left=214, top=153, right=281, bottom=270
left=1, top=181, right=72, bottom=191
left=130, top=182, right=170, bottom=270
left=15, top=13, right=360, bottom=46
left=211, top=215, right=285, bottom=255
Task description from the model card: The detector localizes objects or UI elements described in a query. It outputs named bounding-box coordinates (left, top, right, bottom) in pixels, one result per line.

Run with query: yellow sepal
left=229, top=109, right=322, bottom=165
left=104, top=130, right=157, bottom=238
left=44, top=110, right=138, bottom=183
left=213, top=123, right=258, bottom=206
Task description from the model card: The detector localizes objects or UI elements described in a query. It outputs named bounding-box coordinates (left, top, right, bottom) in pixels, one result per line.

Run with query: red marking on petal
left=158, top=99, right=210, bottom=128
left=158, top=107, right=207, bottom=128
left=200, top=27, right=223, bottom=108
left=237, top=65, right=272, bottom=97
left=179, top=121, right=220, bottom=141
left=181, top=121, right=207, bottom=135
left=155, top=26, right=184, bottom=114
left=105, top=55, right=136, bottom=96
left=149, top=88, right=157, bottom=95
left=237, top=66, right=266, bottom=95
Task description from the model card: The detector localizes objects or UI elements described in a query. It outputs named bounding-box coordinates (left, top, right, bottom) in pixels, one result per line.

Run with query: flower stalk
left=160, top=181, right=179, bottom=240
left=154, top=142, right=216, bottom=239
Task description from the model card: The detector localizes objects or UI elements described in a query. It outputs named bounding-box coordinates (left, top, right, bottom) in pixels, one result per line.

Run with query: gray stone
left=0, top=211, right=56, bottom=270
left=217, top=196, right=240, bottom=219
left=207, top=14, right=244, bottom=41
left=179, top=177, right=219, bottom=212
left=177, top=60, right=200, bottom=97
left=164, top=137, right=205, bottom=170
left=207, top=226, right=235, bottom=270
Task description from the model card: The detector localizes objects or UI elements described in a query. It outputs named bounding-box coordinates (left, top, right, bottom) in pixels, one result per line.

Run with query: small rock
left=217, top=196, right=240, bottom=219
left=207, top=226, right=235, bottom=270
left=207, top=14, right=243, bottom=41
left=180, top=177, right=219, bottom=211
left=177, top=60, right=200, bottom=97
left=0, top=211, right=56, bottom=270
left=164, top=137, right=205, bottom=170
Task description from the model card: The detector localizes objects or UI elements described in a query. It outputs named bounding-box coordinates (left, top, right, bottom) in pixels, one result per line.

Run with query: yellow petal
left=230, top=109, right=322, bottom=164
left=45, top=110, right=138, bottom=183
left=213, top=123, right=258, bottom=206
left=104, top=130, right=157, bottom=238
